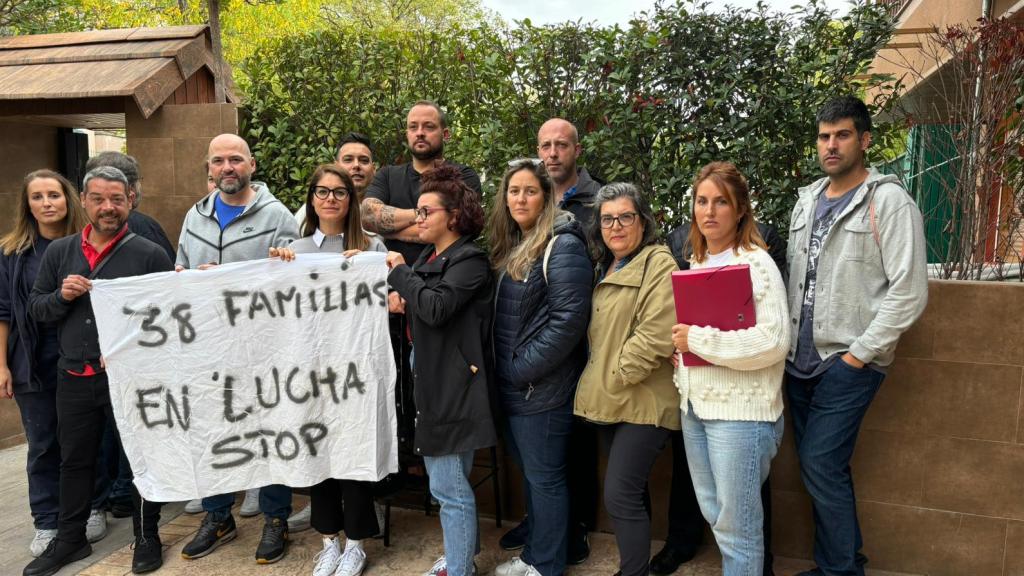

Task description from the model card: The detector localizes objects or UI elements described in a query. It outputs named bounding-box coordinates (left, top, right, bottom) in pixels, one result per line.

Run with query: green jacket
left=574, top=244, right=681, bottom=430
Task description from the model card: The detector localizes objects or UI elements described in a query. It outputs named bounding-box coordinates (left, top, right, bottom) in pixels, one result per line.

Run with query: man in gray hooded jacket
left=175, top=134, right=298, bottom=565
left=175, top=134, right=298, bottom=270
left=785, top=96, right=928, bottom=576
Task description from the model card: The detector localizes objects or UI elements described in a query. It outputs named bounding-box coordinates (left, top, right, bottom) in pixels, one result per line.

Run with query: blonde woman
left=488, top=160, right=591, bottom=576
left=0, top=170, right=86, bottom=557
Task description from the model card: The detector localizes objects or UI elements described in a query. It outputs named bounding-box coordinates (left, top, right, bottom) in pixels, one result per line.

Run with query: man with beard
left=175, top=133, right=299, bottom=565
left=25, top=167, right=173, bottom=576
left=361, top=100, right=481, bottom=265
left=785, top=96, right=927, bottom=576
left=536, top=118, right=602, bottom=232
left=360, top=101, right=481, bottom=514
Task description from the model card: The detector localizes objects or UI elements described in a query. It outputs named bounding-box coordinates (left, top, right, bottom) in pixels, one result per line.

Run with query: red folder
left=672, top=264, right=756, bottom=366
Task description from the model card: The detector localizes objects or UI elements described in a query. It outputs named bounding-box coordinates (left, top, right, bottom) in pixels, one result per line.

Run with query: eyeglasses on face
left=313, top=186, right=350, bottom=200
left=415, top=206, right=448, bottom=220
left=599, top=212, right=638, bottom=229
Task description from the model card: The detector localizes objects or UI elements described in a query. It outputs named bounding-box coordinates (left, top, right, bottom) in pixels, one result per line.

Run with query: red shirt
left=80, top=224, right=129, bottom=270
left=67, top=224, right=129, bottom=376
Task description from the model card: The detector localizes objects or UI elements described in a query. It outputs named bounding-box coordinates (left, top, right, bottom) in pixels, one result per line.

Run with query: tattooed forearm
left=361, top=197, right=416, bottom=234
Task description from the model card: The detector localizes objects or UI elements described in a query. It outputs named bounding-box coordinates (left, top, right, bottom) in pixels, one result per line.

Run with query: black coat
left=387, top=235, right=496, bottom=457
left=492, top=215, right=592, bottom=415
left=0, top=246, right=49, bottom=393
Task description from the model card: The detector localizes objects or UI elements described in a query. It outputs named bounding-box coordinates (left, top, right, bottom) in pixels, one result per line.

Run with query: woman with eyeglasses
left=271, top=164, right=383, bottom=576
left=671, top=162, right=789, bottom=576
left=385, top=165, right=494, bottom=576
left=487, top=160, right=592, bottom=576
left=574, top=183, right=679, bottom=576
left=0, top=170, right=87, bottom=558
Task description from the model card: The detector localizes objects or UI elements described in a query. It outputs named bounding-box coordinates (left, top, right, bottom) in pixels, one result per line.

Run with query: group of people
left=2, top=94, right=928, bottom=576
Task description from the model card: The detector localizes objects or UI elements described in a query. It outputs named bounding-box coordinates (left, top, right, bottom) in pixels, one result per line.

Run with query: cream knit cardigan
left=674, top=246, right=790, bottom=422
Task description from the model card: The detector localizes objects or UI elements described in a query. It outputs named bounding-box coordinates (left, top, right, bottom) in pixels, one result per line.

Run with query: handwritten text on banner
left=90, top=253, right=397, bottom=502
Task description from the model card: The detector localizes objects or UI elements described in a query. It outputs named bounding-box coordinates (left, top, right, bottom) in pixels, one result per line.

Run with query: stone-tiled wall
left=126, top=103, right=238, bottom=248
left=769, top=280, right=1024, bottom=575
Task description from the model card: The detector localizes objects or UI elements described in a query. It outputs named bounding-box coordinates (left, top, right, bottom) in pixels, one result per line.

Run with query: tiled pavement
left=0, top=443, right=915, bottom=576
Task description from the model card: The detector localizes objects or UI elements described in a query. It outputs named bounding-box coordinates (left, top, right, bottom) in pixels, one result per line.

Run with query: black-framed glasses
left=313, top=186, right=350, bottom=200
left=415, top=206, right=448, bottom=220
left=599, top=212, right=638, bottom=229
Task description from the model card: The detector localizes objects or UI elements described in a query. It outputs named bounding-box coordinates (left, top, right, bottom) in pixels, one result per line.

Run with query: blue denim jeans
left=505, top=398, right=573, bottom=576
left=682, top=404, right=783, bottom=576
left=786, top=359, right=884, bottom=576
left=203, top=484, right=291, bottom=521
left=423, top=451, right=479, bottom=576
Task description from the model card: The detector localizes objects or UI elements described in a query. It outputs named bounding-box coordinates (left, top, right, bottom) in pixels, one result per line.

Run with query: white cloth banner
left=90, top=253, right=397, bottom=502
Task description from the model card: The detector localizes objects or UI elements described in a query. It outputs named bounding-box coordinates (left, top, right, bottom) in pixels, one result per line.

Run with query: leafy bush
left=240, top=0, right=898, bottom=232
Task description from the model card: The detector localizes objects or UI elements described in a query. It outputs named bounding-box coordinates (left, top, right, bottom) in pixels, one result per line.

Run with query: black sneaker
left=110, top=497, right=134, bottom=519
left=567, top=526, right=590, bottom=565
left=23, top=538, right=91, bottom=576
left=131, top=535, right=163, bottom=574
left=649, top=542, right=698, bottom=575
left=498, top=517, right=529, bottom=551
left=180, top=513, right=236, bottom=559
left=255, top=517, right=288, bottom=564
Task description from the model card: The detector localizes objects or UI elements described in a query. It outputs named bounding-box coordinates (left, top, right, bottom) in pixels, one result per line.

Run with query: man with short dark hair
left=84, top=151, right=175, bottom=261
left=786, top=96, right=928, bottom=576
left=25, top=166, right=173, bottom=576
left=536, top=118, right=602, bottom=231
left=361, top=100, right=481, bottom=264
left=295, top=132, right=378, bottom=227
left=359, top=102, right=481, bottom=538
left=177, top=133, right=298, bottom=565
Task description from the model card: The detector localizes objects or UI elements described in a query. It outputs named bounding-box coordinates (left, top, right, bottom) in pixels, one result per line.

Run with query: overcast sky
left=480, top=0, right=853, bottom=26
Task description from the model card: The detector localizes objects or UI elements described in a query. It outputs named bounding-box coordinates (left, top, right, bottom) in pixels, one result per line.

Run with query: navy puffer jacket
left=493, top=213, right=593, bottom=416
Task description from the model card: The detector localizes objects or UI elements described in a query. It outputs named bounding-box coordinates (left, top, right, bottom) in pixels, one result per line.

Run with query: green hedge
left=239, top=0, right=899, bottom=232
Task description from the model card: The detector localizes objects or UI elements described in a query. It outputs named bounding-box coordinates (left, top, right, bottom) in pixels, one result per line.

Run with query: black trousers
left=567, top=417, right=599, bottom=534
left=598, top=422, right=671, bottom=576
left=310, top=479, right=379, bottom=540
left=55, top=371, right=160, bottom=543
left=664, top=430, right=775, bottom=572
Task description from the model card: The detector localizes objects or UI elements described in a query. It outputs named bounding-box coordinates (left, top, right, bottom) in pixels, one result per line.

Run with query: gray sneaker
left=86, top=509, right=108, bottom=543
left=239, top=488, right=260, bottom=517
left=287, top=504, right=311, bottom=532
left=184, top=498, right=203, bottom=514
left=29, top=528, right=57, bottom=557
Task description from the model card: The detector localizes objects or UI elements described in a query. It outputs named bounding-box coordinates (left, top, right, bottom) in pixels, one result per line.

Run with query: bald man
left=537, top=118, right=602, bottom=232
left=175, top=134, right=298, bottom=270
left=175, top=134, right=298, bottom=565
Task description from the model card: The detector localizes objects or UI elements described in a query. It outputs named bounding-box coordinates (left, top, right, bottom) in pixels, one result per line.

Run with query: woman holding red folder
left=670, top=162, right=790, bottom=576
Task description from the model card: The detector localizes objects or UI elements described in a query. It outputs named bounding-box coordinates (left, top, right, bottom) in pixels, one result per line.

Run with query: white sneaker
left=29, top=528, right=57, bottom=557
left=335, top=544, right=367, bottom=576
left=239, top=488, right=260, bottom=517
left=494, top=556, right=540, bottom=576
left=86, top=509, right=108, bottom=543
left=312, top=537, right=342, bottom=576
left=422, top=555, right=446, bottom=576
left=184, top=498, right=203, bottom=514
left=288, top=504, right=311, bottom=532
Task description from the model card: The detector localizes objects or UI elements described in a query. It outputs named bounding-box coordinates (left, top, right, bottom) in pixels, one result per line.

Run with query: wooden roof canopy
left=0, top=25, right=237, bottom=129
